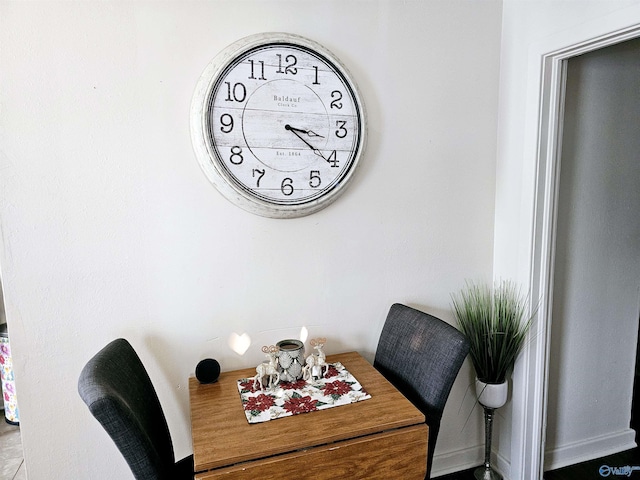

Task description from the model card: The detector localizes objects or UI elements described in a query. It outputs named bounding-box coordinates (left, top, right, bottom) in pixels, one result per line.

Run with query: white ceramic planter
left=475, top=378, right=508, bottom=409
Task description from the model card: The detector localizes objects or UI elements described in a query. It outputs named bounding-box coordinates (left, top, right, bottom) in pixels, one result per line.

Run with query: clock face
left=191, top=33, right=366, bottom=218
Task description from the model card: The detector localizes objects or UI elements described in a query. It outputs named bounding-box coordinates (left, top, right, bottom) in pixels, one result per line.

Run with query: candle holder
left=276, top=339, right=305, bottom=382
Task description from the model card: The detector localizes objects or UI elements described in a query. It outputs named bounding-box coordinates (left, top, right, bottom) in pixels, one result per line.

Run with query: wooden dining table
left=188, top=351, right=428, bottom=479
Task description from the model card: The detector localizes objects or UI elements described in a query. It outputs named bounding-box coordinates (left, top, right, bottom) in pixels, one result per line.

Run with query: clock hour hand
left=285, top=125, right=324, bottom=138
left=284, top=124, right=327, bottom=160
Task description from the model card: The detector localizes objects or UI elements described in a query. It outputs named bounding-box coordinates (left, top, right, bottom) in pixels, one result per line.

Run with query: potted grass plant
left=451, top=279, right=535, bottom=480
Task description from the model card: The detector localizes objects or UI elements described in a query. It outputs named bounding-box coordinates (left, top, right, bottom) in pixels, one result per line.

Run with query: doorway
left=543, top=36, right=640, bottom=472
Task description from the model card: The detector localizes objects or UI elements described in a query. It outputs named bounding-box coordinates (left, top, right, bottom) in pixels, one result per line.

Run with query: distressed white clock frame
left=190, top=32, right=367, bottom=219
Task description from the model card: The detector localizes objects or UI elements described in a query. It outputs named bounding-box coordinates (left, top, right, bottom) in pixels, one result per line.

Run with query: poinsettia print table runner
left=236, top=362, right=371, bottom=424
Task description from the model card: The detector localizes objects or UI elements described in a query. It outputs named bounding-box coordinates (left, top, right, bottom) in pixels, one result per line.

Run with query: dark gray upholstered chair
left=78, top=338, right=193, bottom=480
left=374, top=303, right=470, bottom=479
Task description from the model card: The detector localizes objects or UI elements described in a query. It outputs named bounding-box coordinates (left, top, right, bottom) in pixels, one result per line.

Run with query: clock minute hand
left=284, top=124, right=327, bottom=160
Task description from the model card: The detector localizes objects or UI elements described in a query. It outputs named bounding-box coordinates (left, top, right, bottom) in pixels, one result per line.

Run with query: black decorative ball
left=195, top=358, right=221, bottom=384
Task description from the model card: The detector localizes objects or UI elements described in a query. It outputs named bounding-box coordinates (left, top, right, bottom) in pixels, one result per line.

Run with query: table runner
left=236, top=362, right=371, bottom=424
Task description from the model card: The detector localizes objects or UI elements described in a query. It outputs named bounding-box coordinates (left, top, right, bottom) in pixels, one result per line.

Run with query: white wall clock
left=190, top=33, right=366, bottom=218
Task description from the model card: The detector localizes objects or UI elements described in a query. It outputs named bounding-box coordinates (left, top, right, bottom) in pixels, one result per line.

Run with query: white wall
left=0, top=1, right=502, bottom=478
left=496, top=1, right=640, bottom=478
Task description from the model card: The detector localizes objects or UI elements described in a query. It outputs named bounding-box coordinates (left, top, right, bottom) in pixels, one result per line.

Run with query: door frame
left=509, top=12, right=640, bottom=480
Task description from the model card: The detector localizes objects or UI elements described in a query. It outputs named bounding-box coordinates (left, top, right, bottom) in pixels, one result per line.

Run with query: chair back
left=78, top=338, right=177, bottom=480
left=374, top=303, right=469, bottom=478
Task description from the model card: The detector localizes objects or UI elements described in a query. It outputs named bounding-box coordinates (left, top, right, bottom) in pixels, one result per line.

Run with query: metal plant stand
left=474, top=406, right=502, bottom=480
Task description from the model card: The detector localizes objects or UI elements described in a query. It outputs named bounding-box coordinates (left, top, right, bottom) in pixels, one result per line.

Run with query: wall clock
left=190, top=33, right=366, bottom=218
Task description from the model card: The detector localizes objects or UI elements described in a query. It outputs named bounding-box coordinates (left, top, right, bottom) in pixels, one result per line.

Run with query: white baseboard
left=432, top=445, right=513, bottom=480
left=494, top=448, right=511, bottom=480
left=544, top=428, right=637, bottom=471
left=431, top=444, right=484, bottom=478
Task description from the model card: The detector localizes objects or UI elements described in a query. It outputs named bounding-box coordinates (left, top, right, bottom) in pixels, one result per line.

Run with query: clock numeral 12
left=276, top=54, right=298, bottom=75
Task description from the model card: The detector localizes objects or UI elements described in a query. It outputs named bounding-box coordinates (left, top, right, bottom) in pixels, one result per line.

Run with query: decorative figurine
left=303, top=337, right=327, bottom=381
left=253, top=345, right=280, bottom=390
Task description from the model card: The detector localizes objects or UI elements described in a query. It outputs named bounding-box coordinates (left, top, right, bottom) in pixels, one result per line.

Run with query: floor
left=543, top=447, right=640, bottom=480
left=434, top=447, right=640, bottom=480
left=435, top=466, right=478, bottom=479
left=0, top=416, right=25, bottom=480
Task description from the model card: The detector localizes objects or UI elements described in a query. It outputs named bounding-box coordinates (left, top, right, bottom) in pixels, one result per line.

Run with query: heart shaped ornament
left=228, top=332, right=251, bottom=355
